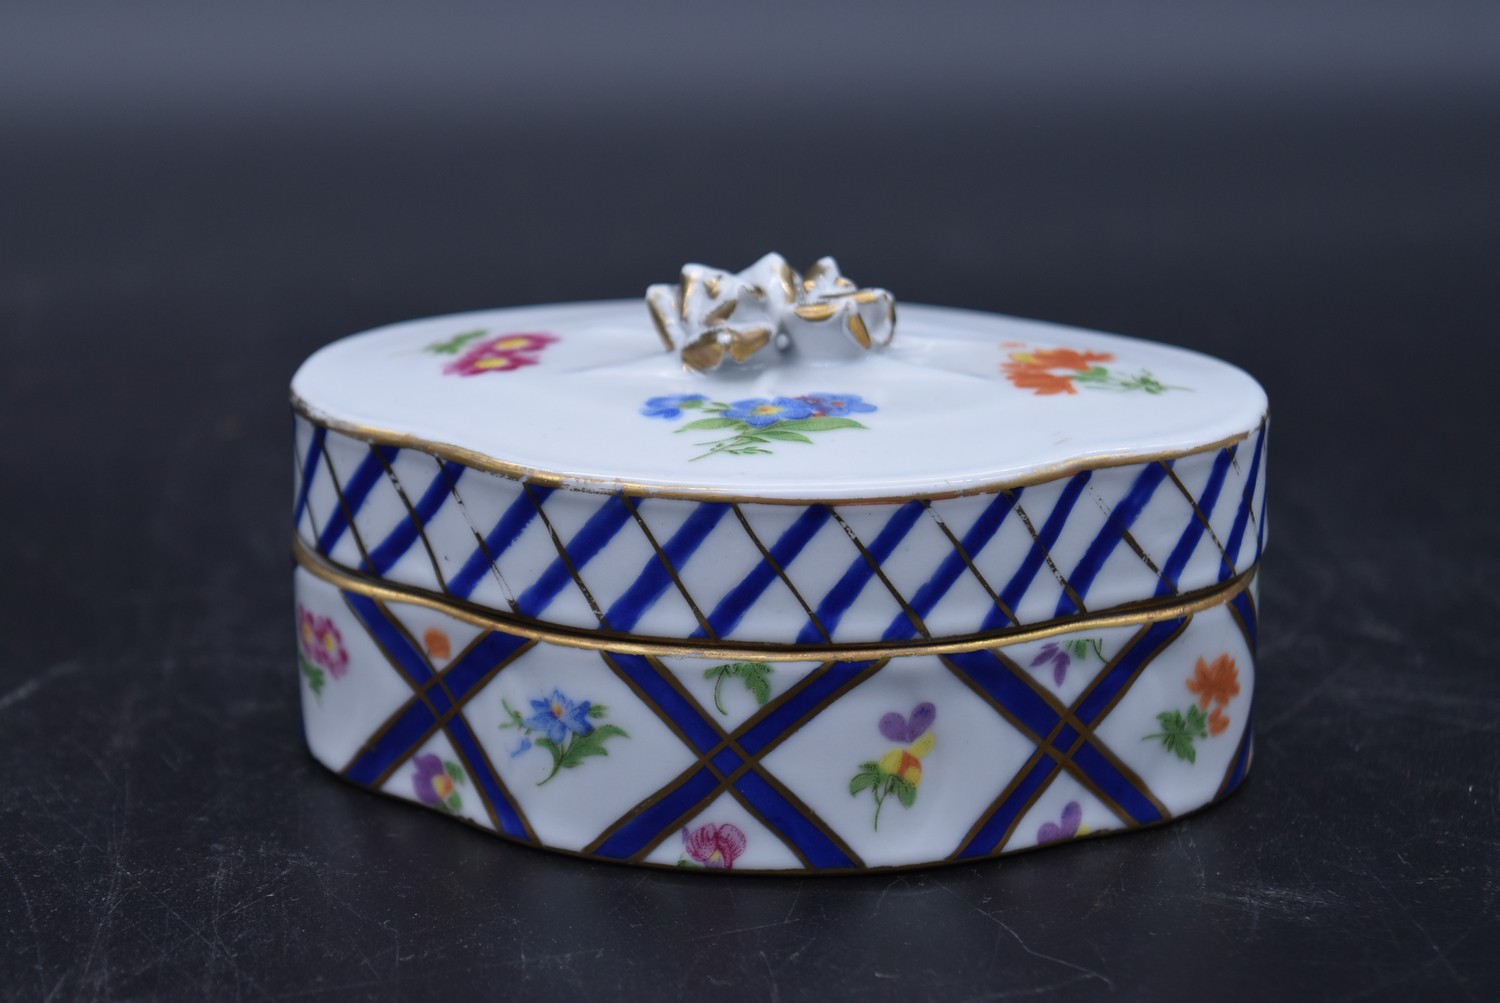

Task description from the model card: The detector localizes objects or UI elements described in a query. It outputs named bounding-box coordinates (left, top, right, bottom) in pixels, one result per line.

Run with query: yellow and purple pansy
left=850, top=702, right=936, bottom=830
left=1037, top=800, right=1085, bottom=844
left=411, top=753, right=466, bottom=813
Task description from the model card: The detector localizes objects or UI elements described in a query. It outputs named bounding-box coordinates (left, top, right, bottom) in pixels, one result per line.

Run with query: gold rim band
left=294, top=536, right=1255, bottom=662
left=291, top=391, right=1266, bottom=506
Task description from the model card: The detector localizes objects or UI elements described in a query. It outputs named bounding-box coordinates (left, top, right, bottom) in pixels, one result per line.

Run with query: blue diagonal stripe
left=449, top=486, right=555, bottom=601
left=1070, top=743, right=1164, bottom=824
left=988, top=473, right=1091, bottom=630
left=516, top=495, right=633, bottom=619
left=337, top=613, right=530, bottom=792
left=1054, top=463, right=1169, bottom=617
left=607, top=653, right=722, bottom=754
left=444, top=715, right=528, bottom=838
left=591, top=767, right=722, bottom=860
left=293, top=423, right=327, bottom=529
left=694, top=506, right=832, bottom=639
left=883, top=490, right=1021, bottom=641
left=441, top=632, right=533, bottom=702
left=943, top=649, right=1064, bottom=739
left=318, top=444, right=400, bottom=555
left=1154, top=450, right=1234, bottom=597
left=802, top=501, right=926, bottom=645
left=1254, top=433, right=1270, bottom=562
left=953, top=619, right=1187, bottom=855
left=736, top=660, right=879, bottom=757
left=364, top=460, right=465, bottom=576
left=1072, top=617, right=1186, bottom=723
left=1230, top=588, right=1258, bottom=650
left=344, top=701, right=439, bottom=786
left=1220, top=425, right=1266, bottom=580
left=957, top=754, right=1056, bottom=859
left=607, top=503, right=729, bottom=633
left=730, top=770, right=858, bottom=868
left=344, top=592, right=437, bottom=690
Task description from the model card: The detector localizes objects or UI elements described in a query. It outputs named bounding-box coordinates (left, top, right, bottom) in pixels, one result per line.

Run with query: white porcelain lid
left=291, top=300, right=1267, bottom=502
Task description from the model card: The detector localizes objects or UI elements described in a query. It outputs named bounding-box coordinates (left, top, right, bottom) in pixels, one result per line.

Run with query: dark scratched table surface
left=3, top=24, right=1500, bottom=1002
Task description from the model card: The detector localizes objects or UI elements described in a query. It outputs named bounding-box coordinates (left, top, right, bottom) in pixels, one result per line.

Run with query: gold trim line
left=294, top=537, right=1256, bottom=662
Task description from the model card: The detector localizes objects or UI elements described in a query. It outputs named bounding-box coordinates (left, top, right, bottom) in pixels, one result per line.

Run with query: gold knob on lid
left=646, top=253, right=895, bottom=373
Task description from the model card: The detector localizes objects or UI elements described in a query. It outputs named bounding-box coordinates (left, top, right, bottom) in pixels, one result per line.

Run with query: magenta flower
left=297, top=603, right=349, bottom=679
left=442, top=332, right=558, bottom=376
left=681, top=823, right=747, bottom=869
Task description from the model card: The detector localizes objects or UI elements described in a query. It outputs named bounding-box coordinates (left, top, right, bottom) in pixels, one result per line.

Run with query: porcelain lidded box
left=290, top=254, right=1268, bottom=873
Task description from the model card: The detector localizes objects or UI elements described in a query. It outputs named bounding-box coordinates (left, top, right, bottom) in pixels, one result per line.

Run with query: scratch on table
left=0, top=849, right=45, bottom=997
left=0, top=660, right=80, bottom=713
left=760, top=949, right=780, bottom=1003
left=935, top=880, right=1115, bottom=992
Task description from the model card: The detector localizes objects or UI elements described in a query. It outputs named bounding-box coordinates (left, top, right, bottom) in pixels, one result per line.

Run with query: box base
left=292, top=558, right=1258, bottom=874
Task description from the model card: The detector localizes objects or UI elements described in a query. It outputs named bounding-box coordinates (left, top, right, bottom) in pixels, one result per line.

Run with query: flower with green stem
left=643, top=393, right=876, bottom=460
left=498, top=692, right=628, bottom=784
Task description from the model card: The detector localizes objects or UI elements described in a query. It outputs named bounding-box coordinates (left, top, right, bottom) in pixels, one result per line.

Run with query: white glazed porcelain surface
left=291, top=300, right=1267, bottom=501
left=290, top=294, right=1269, bottom=870
left=293, top=560, right=1257, bottom=872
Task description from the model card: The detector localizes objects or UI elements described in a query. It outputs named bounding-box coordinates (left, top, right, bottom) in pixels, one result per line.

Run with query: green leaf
left=445, top=793, right=462, bottom=811
left=426, top=329, right=486, bottom=354
left=757, top=429, right=814, bottom=444
left=498, top=697, right=526, bottom=730
left=677, top=417, right=743, bottom=431
left=587, top=704, right=609, bottom=719
left=1145, top=706, right=1208, bottom=763
left=704, top=665, right=730, bottom=680
left=299, top=656, right=326, bottom=697
left=849, top=772, right=878, bottom=795
left=534, top=737, right=565, bottom=771
left=776, top=417, right=867, bottom=432
left=445, top=761, right=466, bottom=785
left=679, top=398, right=706, bottom=410
left=558, top=724, right=629, bottom=769
left=1073, top=366, right=1111, bottom=382
left=892, top=777, right=918, bottom=808
left=744, top=673, right=772, bottom=705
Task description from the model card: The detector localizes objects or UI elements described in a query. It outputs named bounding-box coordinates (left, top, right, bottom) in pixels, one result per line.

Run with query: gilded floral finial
left=645, top=253, right=895, bottom=373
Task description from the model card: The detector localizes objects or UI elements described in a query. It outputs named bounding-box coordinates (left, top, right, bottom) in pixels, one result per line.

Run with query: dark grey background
left=2, top=3, right=1498, bottom=1000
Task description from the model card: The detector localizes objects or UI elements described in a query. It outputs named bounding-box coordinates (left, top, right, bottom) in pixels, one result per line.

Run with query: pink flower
left=443, top=333, right=558, bottom=376
left=297, top=603, right=349, bottom=679
left=681, top=822, right=747, bottom=869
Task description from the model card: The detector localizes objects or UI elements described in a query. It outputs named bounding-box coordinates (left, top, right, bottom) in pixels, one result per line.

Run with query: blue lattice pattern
left=292, top=412, right=1267, bottom=646
left=294, top=562, right=1259, bottom=871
